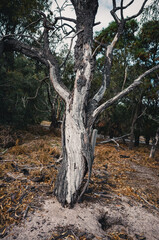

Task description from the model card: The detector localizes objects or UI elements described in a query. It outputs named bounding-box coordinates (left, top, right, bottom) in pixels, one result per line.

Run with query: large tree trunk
left=54, top=105, right=93, bottom=207
left=53, top=0, right=98, bottom=207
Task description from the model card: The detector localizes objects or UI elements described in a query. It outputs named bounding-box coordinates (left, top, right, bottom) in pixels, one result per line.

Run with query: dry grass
left=0, top=129, right=61, bottom=234
left=0, top=127, right=159, bottom=238
left=92, top=143, right=159, bottom=208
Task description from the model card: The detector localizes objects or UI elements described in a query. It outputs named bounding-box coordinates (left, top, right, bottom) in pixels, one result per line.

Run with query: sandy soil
left=3, top=191, right=159, bottom=240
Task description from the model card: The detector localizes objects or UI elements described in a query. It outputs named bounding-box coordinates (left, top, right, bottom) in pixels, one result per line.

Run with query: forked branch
left=92, top=0, right=149, bottom=108
left=92, top=65, right=159, bottom=120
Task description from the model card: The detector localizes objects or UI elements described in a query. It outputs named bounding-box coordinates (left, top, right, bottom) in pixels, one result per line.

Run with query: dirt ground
left=0, top=126, right=159, bottom=240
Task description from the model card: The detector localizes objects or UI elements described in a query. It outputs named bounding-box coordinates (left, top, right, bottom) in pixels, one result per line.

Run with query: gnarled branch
left=48, top=60, right=70, bottom=102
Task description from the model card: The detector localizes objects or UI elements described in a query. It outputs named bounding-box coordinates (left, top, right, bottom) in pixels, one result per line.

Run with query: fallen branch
left=0, top=159, right=16, bottom=162
left=137, top=193, right=159, bottom=212
left=0, top=149, right=9, bottom=155
left=6, top=172, right=27, bottom=181
left=97, top=133, right=130, bottom=146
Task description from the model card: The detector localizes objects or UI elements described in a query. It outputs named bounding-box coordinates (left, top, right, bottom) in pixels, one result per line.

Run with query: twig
left=139, top=194, right=159, bottom=212
left=54, top=16, right=76, bottom=24
left=71, top=230, right=79, bottom=240
left=20, top=17, right=42, bottom=35
left=60, top=28, right=84, bottom=71
left=23, top=205, right=30, bottom=218
left=3, top=33, right=41, bottom=46
left=92, top=44, right=101, bottom=58
left=0, top=149, right=9, bottom=155
left=6, top=172, right=27, bottom=181
left=93, top=21, right=101, bottom=26
left=27, top=76, right=49, bottom=100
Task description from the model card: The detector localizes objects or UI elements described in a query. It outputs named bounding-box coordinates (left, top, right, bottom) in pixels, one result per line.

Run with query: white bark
left=93, top=33, right=120, bottom=103
left=91, top=129, right=98, bottom=155
left=48, top=61, right=70, bottom=102
left=73, top=43, right=92, bottom=114
left=65, top=109, right=86, bottom=204
left=149, top=128, right=159, bottom=158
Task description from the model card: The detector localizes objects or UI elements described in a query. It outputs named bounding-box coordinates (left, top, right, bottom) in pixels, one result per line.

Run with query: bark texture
left=54, top=0, right=98, bottom=206
left=149, top=127, right=159, bottom=158
left=54, top=109, right=93, bottom=206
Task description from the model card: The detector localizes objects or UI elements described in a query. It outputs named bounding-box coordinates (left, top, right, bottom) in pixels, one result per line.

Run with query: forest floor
left=0, top=125, right=159, bottom=240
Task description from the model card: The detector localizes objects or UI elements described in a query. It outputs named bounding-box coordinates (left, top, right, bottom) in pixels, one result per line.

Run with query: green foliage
left=0, top=54, right=50, bottom=127
left=94, top=19, right=159, bottom=140
left=0, top=0, right=51, bottom=34
left=142, top=0, right=159, bottom=22
left=134, top=20, right=159, bottom=64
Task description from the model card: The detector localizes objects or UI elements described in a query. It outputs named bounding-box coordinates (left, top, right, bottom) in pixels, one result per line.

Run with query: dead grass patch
left=0, top=127, right=159, bottom=236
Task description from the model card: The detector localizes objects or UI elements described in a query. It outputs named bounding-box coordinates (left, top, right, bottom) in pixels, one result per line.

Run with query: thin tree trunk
left=149, top=127, right=159, bottom=158
left=49, top=108, right=59, bottom=130
left=129, top=96, right=143, bottom=149
left=129, top=108, right=138, bottom=149
left=134, top=129, right=140, bottom=147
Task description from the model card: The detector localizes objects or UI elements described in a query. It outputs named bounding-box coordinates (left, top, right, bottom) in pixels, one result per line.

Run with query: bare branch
left=54, top=0, right=75, bottom=35
left=3, top=37, right=70, bottom=103
left=120, top=0, right=124, bottom=20
left=97, top=133, right=130, bottom=145
left=55, top=16, right=76, bottom=24
left=48, top=60, right=70, bottom=102
left=20, top=17, right=42, bottom=35
left=111, top=0, right=148, bottom=23
left=92, top=25, right=124, bottom=104
left=91, top=44, right=101, bottom=58
left=55, top=23, right=75, bottom=33
left=113, top=0, right=135, bottom=11
left=92, top=65, right=159, bottom=120
left=112, top=0, right=116, bottom=9
left=122, top=66, right=128, bottom=90
left=2, top=33, right=41, bottom=46
left=27, top=77, right=49, bottom=100
left=3, top=38, right=48, bottom=65
left=93, top=21, right=101, bottom=27
left=137, top=107, right=147, bottom=120
left=127, top=0, right=148, bottom=21
left=92, top=0, right=149, bottom=111
left=122, top=0, right=134, bottom=9
left=60, top=28, right=84, bottom=70
left=111, top=1, right=121, bottom=24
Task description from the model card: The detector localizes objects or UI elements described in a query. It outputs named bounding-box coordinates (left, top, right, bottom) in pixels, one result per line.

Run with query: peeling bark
left=54, top=105, right=93, bottom=206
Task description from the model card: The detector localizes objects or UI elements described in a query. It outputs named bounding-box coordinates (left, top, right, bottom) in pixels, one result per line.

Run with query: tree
left=1, top=0, right=159, bottom=207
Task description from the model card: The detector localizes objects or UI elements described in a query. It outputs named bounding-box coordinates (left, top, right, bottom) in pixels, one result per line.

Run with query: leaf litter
left=0, top=126, right=159, bottom=239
